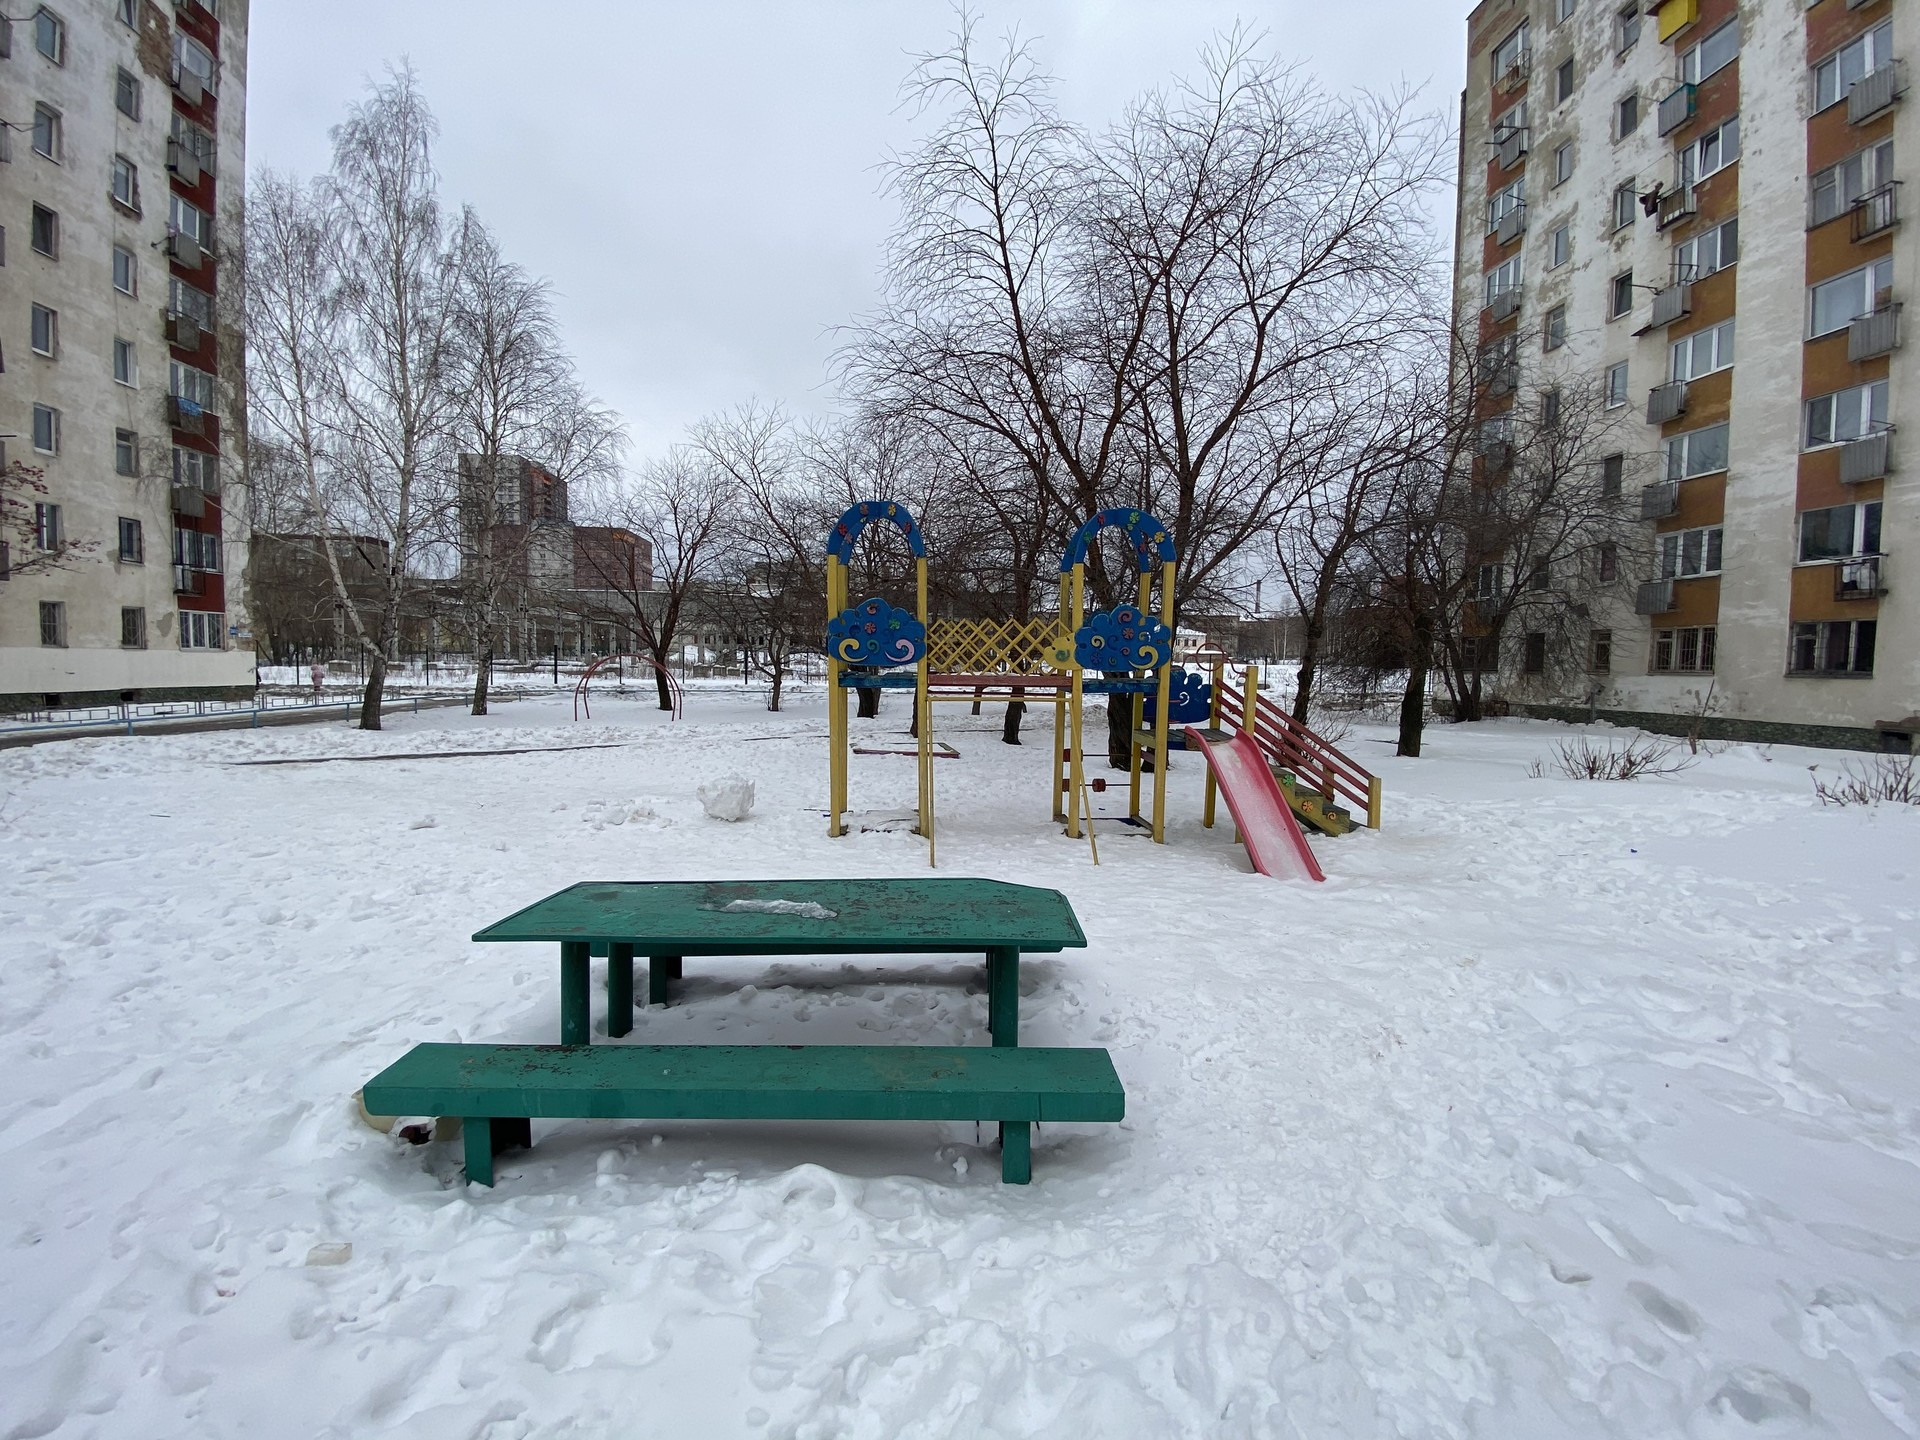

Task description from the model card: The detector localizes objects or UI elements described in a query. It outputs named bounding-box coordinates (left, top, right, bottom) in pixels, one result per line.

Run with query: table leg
left=560, top=941, right=591, bottom=1045
left=987, top=947, right=1019, bottom=1047
left=649, top=955, right=681, bottom=1007
left=463, top=1116, right=493, bottom=1187
left=999, top=1121, right=1031, bottom=1183
left=608, top=942, right=635, bottom=1037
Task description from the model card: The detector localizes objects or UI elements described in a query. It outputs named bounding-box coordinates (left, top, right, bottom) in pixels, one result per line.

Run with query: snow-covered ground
left=2, top=692, right=1916, bottom=1438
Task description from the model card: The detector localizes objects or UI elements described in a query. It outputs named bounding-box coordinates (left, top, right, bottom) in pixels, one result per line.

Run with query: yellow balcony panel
left=1654, top=0, right=1699, bottom=44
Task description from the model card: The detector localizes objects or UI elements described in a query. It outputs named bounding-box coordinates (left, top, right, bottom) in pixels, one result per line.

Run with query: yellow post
left=1202, top=656, right=1223, bottom=828
left=1367, top=775, right=1382, bottom=830
left=1149, top=559, right=1174, bottom=843
left=826, top=556, right=847, bottom=837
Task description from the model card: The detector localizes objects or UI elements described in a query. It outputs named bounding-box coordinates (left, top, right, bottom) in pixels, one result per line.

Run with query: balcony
left=1657, top=83, right=1697, bottom=136
left=1848, top=303, right=1902, bottom=362
left=166, top=137, right=203, bottom=186
left=1495, top=125, right=1529, bottom=170
left=1835, top=555, right=1885, bottom=600
left=172, top=564, right=206, bottom=596
left=166, top=230, right=208, bottom=271
left=1656, top=185, right=1697, bottom=231
left=1839, top=429, right=1893, bottom=484
left=170, top=483, right=206, bottom=519
left=1478, top=438, right=1515, bottom=475
left=1652, top=282, right=1692, bottom=329
left=1639, top=481, right=1679, bottom=520
left=1635, top=578, right=1676, bottom=616
left=1486, top=287, right=1521, bottom=323
left=1848, top=60, right=1906, bottom=125
left=171, top=65, right=206, bottom=105
left=1646, top=381, right=1689, bottom=425
left=165, top=312, right=204, bottom=349
left=167, top=395, right=207, bottom=435
left=1495, top=50, right=1531, bottom=91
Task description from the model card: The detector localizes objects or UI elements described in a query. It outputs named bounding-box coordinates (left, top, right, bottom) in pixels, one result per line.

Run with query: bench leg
left=999, top=1121, right=1031, bottom=1184
left=560, top=941, right=592, bottom=1045
left=648, top=954, right=681, bottom=1006
left=986, top=947, right=1020, bottom=1047
left=463, top=1116, right=494, bottom=1187
left=608, top=942, right=635, bottom=1037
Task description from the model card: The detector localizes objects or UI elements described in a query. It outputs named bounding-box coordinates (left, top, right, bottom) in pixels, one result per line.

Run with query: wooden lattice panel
left=926, top=617, right=1071, bottom=675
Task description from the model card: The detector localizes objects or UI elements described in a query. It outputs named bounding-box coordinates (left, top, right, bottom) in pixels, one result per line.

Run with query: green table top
left=472, top=878, right=1087, bottom=955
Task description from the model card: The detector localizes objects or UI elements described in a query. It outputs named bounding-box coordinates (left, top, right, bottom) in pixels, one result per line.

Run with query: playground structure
left=573, top=653, right=685, bottom=722
left=822, top=499, right=1380, bottom=876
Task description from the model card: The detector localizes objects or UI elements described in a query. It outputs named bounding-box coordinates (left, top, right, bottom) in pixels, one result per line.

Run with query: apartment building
left=1455, top=0, right=1916, bottom=750
left=0, top=0, right=252, bottom=711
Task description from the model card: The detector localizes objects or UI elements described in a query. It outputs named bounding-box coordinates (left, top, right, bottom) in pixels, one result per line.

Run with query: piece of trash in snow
left=305, top=1243, right=352, bottom=1267
left=696, top=776, right=755, bottom=822
left=398, top=1122, right=433, bottom=1146
left=952, top=1155, right=968, bottom=1178
left=408, top=816, right=436, bottom=830
left=708, top=898, right=836, bottom=920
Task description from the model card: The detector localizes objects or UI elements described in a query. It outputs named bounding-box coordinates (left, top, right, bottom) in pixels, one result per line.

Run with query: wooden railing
left=1247, top=694, right=1382, bottom=829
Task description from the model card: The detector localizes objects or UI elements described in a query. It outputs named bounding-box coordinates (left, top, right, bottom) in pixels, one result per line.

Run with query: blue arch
left=825, top=500, right=926, bottom=562
left=1058, top=508, right=1176, bottom=573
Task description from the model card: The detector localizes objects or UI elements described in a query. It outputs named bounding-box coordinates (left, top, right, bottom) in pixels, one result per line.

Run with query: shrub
left=1810, top=754, right=1920, bottom=808
left=1529, top=734, right=1698, bottom=780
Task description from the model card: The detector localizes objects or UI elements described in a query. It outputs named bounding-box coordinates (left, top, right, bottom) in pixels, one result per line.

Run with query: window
left=1550, top=223, right=1571, bottom=268
left=1810, top=258, right=1893, bottom=338
left=1790, top=620, right=1874, bottom=676
left=116, top=0, right=136, bottom=26
left=178, top=610, right=227, bottom=651
left=32, top=104, right=60, bottom=161
left=1678, top=117, right=1739, bottom=188
left=1814, top=21, right=1892, bottom=113
left=1659, top=525, right=1724, bottom=579
left=1485, top=255, right=1523, bottom=307
left=113, top=245, right=138, bottom=295
left=1672, top=217, right=1738, bottom=284
left=1487, top=176, right=1527, bottom=231
left=1556, top=58, right=1575, bottom=104
left=1610, top=270, right=1635, bottom=318
left=1616, top=4, right=1641, bottom=53
left=1554, top=141, right=1574, bottom=186
left=1524, top=632, right=1548, bottom=674
left=1665, top=423, right=1729, bottom=481
left=1805, top=380, right=1890, bottom=448
left=1493, top=22, right=1530, bottom=83
left=118, top=517, right=143, bottom=562
left=1810, top=142, right=1894, bottom=228
left=173, top=447, right=217, bottom=491
left=30, top=303, right=57, bottom=356
left=1798, top=501, right=1881, bottom=563
left=1494, top=100, right=1529, bottom=152
left=33, top=501, right=61, bottom=550
left=1670, top=318, right=1734, bottom=381
left=121, top=607, right=147, bottom=649
left=1612, top=182, right=1637, bottom=232
left=115, top=67, right=142, bottom=120
left=1616, top=93, right=1640, bottom=138
left=31, top=404, right=59, bottom=454
left=1680, top=18, right=1739, bottom=86
left=1598, top=544, right=1619, bottom=583
left=1475, top=564, right=1504, bottom=600
left=33, top=6, right=64, bottom=64
left=168, top=194, right=209, bottom=246
left=173, top=32, right=216, bottom=93
left=170, top=360, right=217, bottom=410
left=1555, top=0, right=1575, bottom=23
left=111, top=155, right=141, bottom=212
left=1541, top=387, right=1562, bottom=427
left=1654, top=626, right=1717, bottom=674
left=39, top=601, right=67, bottom=648
left=1590, top=629, right=1613, bottom=674
left=173, top=527, right=222, bottom=572
left=169, top=277, right=215, bottom=328
left=114, top=338, right=138, bottom=386
left=1528, top=559, right=1552, bottom=592
left=1604, top=361, right=1630, bottom=409
left=1544, top=304, right=1567, bottom=351
left=170, top=112, right=216, bottom=168
left=115, top=429, right=140, bottom=476
left=1600, top=453, right=1625, bottom=497
left=31, top=204, right=57, bottom=258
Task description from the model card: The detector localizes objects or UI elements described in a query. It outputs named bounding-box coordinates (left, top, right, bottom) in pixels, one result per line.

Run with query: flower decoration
left=1167, top=667, right=1214, bottom=723
left=1073, top=605, right=1171, bottom=671
left=826, top=597, right=927, bottom=666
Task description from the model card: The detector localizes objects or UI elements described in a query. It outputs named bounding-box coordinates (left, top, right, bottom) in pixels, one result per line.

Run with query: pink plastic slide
left=1184, top=726, right=1326, bottom=882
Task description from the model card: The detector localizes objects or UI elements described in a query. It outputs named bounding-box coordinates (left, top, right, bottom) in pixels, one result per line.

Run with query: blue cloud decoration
left=827, top=598, right=927, bottom=666
left=1167, top=668, right=1213, bottom=723
left=1073, top=605, right=1171, bottom=672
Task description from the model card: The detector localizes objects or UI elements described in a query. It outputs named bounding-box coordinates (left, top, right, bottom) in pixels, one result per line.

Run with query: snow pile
left=697, top=773, right=756, bottom=822
left=715, top=898, right=837, bottom=919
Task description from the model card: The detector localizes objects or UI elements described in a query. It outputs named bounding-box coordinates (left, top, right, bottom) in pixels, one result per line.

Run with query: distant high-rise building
left=1454, top=0, right=1915, bottom=750
left=1, top=0, right=252, bottom=711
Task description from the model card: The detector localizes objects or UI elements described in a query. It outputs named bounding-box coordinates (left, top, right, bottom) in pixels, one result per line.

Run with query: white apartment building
left=1455, top=0, right=1916, bottom=750
left=0, top=0, right=251, bottom=711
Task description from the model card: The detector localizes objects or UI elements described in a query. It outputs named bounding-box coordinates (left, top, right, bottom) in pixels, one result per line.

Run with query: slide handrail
left=1248, top=695, right=1376, bottom=819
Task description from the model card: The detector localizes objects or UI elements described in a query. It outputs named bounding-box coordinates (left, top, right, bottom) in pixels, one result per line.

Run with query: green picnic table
left=471, top=878, right=1088, bottom=1048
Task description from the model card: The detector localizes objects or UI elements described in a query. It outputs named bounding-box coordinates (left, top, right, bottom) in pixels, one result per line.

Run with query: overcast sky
left=247, top=2, right=1466, bottom=459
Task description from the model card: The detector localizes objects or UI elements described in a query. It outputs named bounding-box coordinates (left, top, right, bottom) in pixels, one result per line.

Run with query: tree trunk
left=768, top=655, right=785, bottom=712
left=1002, top=695, right=1025, bottom=745
left=857, top=683, right=880, bottom=719
left=358, top=648, right=387, bottom=730
left=1105, top=688, right=1131, bottom=769
left=1397, top=615, right=1430, bottom=757
left=1292, top=614, right=1325, bottom=726
left=471, top=644, right=492, bottom=717
left=652, top=656, right=675, bottom=711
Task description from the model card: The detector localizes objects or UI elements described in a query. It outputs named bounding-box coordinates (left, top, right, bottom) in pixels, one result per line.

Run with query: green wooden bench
left=363, top=1042, right=1126, bottom=1185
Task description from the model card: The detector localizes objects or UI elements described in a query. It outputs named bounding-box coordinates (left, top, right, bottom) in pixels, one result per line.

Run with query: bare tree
left=2, top=458, right=98, bottom=582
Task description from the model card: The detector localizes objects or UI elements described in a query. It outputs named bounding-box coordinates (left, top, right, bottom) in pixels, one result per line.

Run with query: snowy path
left=1, top=693, right=1916, bottom=1438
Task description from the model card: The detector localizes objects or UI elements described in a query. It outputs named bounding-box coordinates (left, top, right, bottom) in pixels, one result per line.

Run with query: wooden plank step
left=364, top=1043, right=1126, bottom=1185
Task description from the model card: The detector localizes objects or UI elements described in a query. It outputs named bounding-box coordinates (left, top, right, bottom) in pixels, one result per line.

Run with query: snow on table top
left=2, top=690, right=1918, bottom=1437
